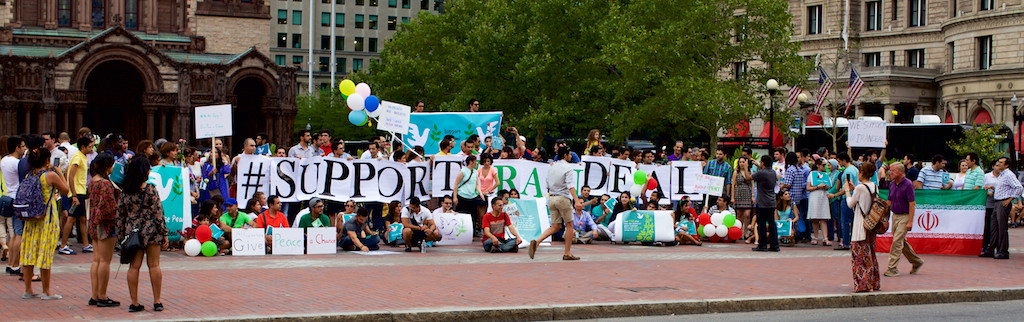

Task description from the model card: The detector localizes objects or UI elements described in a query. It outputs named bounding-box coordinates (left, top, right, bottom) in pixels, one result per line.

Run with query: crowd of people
left=2, top=105, right=1023, bottom=309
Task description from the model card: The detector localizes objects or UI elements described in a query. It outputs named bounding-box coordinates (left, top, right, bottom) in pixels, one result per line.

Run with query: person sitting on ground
left=433, top=195, right=456, bottom=216
left=340, top=208, right=380, bottom=252
left=254, top=195, right=290, bottom=251
left=673, top=199, right=702, bottom=246
left=218, top=198, right=254, bottom=239
left=482, top=198, right=523, bottom=253
left=705, top=195, right=735, bottom=215
left=297, top=197, right=331, bottom=233
left=401, top=197, right=441, bottom=252
left=571, top=198, right=599, bottom=244
left=384, top=200, right=404, bottom=246
left=196, top=215, right=230, bottom=253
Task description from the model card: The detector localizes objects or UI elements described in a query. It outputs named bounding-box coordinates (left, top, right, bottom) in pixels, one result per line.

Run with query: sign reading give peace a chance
left=194, top=104, right=233, bottom=139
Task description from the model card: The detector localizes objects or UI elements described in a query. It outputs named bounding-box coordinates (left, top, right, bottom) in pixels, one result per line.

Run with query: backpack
left=859, top=184, right=890, bottom=234
left=13, top=171, right=54, bottom=221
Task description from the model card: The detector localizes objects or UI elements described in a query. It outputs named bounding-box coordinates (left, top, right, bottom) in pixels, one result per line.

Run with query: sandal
left=824, top=241, right=833, bottom=246
left=811, top=240, right=819, bottom=245
left=19, top=275, right=41, bottom=282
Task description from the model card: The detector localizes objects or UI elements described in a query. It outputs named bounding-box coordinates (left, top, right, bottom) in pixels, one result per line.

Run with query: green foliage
left=294, top=89, right=379, bottom=142
left=361, top=0, right=810, bottom=148
left=947, top=125, right=1004, bottom=168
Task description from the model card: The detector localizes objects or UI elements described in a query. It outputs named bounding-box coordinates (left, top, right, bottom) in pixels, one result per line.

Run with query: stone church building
left=0, top=0, right=297, bottom=148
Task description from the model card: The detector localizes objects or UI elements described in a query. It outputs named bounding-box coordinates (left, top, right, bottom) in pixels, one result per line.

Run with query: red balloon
left=646, top=178, right=658, bottom=190
left=697, top=214, right=711, bottom=226
left=727, top=226, right=742, bottom=241
left=195, top=225, right=212, bottom=243
left=708, top=235, right=721, bottom=243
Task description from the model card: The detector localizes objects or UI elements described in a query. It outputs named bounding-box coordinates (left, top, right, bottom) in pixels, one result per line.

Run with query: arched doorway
left=84, top=60, right=146, bottom=144
left=232, top=77, right=267, bottom=152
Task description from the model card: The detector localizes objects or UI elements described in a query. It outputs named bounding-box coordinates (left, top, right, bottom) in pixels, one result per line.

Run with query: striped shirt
left=703, top=159, right=733, bottom=183
left=783, top=165, right=810, bottom=202
left=993, top=169, right=1023, bottom=201
left=916, top=166, right=949, bottom=190
left=963, top=166, right=985, bottom=190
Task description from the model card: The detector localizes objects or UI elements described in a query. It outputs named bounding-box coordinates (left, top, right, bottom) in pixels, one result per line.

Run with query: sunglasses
left=346, top=204, right=355, bottom=207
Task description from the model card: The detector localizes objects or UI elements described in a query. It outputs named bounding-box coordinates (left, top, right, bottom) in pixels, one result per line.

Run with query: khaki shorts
left=548, top=196, right=573, bottom=225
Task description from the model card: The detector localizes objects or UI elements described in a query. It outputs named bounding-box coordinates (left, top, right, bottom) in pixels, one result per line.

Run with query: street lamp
left=1012, top=94, right=1019, bottom=163
left=766, top=79, right=779, bottom=149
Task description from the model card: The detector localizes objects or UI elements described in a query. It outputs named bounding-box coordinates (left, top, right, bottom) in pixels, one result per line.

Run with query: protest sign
left=669, top=161, right=704, bottom=201
left=810, top=171, right=830, bottom=187
left=612, top=210, right=675, bottom=242
left=431, top=155, right=465, bottom=197
left=581, top=156, right=612, bottom=195
left=435, top=212, right=473, bottom=245
left=306, top=227, right=337, bottom=254
left=848, top=120, right=886, bottom=148
left=693, top=174, right=725, bottom=196
left=378, top=101, right=412, bottom=133
left=509, top=198, right=552, bottom=246
left=387, top=223, right=404, bottom=244
left=608, top=159, right=637, bottom=195
left=231, top=228, right=266, bottom=256
left=875, top=189, right=985, bottom=255
left=148, top=166, right=191, bottom=242
left=271, top=228, right=304, bottom=255
left=194, top=104, right=233, bottom=139
left=493, top=159, right=550, bottom=199
left=776, top=220, right=792, bottom=237
left=678, top=220, right=698, bottom=236
left=405, top=112, right=503, bottom=154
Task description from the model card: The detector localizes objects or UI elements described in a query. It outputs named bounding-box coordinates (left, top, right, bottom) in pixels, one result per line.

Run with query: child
left=197, top=215, right=231, bottom=254
left=775, top=191, right=796, bottom=246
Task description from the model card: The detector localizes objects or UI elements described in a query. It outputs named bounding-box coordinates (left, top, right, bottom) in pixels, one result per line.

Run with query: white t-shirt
left=360, top=150, right=384, bottom=160
left=60, top=142, right=79, bottom=158
left=1, top=155, right=20, bottom=197
left=49, top=147, right=67, bottom=170
left=432, top=207, right=455, bottom=216
left=400, top=206, right=432, bottom=225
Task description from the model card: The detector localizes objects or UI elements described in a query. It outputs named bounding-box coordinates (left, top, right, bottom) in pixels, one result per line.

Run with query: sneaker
left=910, top=262, right=923, bottom=274
left=97, top=298, right=121, bottom=307
left=82, top=245, right=94, bottom=253
left=884, top=270, right=899, bottom=277
left=58, top=246, right=76, bottom=255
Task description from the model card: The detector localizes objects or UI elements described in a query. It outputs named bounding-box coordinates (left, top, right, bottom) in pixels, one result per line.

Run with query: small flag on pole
left=814, top=67, right=833, bottom=113
left=845, top=68, right=865, bottom=114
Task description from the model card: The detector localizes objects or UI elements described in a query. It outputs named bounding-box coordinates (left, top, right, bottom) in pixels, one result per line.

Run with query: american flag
left=845, top=68, right=865, bottom=114
left=787, top=86, right=803, bottom=109
left=814, top=67, right=833, bottom=113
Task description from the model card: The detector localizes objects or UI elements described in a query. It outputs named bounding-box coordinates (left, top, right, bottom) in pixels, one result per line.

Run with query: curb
left=206, top=287, right=1024, bottom=321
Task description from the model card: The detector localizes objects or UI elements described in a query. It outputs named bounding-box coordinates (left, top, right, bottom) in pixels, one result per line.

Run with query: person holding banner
left=529, top=147, right=581, bottom=261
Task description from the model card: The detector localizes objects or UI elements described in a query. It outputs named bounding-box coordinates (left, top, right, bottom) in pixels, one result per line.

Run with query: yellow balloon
left=339, top=79, right=356, bottom=96
left=892, top=110, right=899, bottom=115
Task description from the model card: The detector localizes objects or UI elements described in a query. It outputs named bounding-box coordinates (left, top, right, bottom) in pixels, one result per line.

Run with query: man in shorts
left=60, top=136, right=94, bottom=255
left=528, top=146, right=581, bottom=261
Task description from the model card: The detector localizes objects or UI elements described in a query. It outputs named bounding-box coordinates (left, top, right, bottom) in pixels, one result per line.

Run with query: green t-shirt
left=219, top=212, right=252, bottom=229
left=298, top=213, right=331, bottom=229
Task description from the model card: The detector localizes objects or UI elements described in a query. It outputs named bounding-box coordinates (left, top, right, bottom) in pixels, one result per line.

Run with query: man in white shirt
left=2, top=136, right=26, bottom=275
left=360, top=142, right=384, bottom=160
left=400, top=197, right=440, bottom=252
left=331, top=141, right=354, bottom=160
left=529, top=147, right=581, bottom=261
left=288, top=130, right=317, bottom=159
left=432, top=195, right=456, bottom=216
left=58, top=132, right=79, bottom=159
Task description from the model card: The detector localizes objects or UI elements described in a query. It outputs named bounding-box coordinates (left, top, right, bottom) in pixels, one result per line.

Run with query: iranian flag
left=876, top=190, right=986, bottom=256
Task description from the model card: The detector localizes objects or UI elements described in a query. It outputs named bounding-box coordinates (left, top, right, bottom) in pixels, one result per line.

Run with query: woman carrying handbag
left=117, top=157, right=168, bottom=312
left=844, top=162, right=880, bottom=293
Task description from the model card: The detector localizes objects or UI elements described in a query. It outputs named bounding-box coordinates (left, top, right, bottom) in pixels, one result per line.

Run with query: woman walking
left=845, top=162, right=880, bottom=293
left=806, top=158, right=832, bottom=246
left=20, top=147, right=71, bottom=300
left=117, top=157, right=168, bottom=312
left=732, top=156, right=755, bottom=241
left=88, top=153, right=120, bottom=307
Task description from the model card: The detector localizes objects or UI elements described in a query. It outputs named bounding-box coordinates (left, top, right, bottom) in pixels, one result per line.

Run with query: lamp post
left=766, top=79, right=779, bottom=149
left=1012, top=94, right=1019, bottom=163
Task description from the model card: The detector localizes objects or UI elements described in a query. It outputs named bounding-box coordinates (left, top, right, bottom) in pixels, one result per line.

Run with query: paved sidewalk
left=3, top=229, right=1024, bottom=321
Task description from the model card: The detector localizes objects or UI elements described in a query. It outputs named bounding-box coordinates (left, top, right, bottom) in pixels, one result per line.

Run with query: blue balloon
left=364, top=95, right=381, bottom=112
left=348, top=110, right=368, bottom=126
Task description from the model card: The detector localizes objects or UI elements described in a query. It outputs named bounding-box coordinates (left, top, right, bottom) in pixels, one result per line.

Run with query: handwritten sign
left=693, top=174, right=725, bottom=196
left=194, top=104, right=233, bottom=139
left=435, top=212, right=473, bottom=245
left=305, top=227, right=337, bottom=254
left=377, top=100, right=412, bottom=133
left=848, top=120, right=886, bottom=148
left=231, top=228, right=266, bottom=256
left=271, top=228, right=304, bottom=255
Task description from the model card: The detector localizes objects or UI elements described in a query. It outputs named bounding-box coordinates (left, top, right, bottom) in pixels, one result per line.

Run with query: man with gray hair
left=981, top=157, right=1022, bottom=259
left=885, top=162, right=924, bottom=276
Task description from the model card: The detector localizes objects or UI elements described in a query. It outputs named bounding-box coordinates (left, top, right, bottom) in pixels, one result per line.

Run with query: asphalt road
left=581, top=300, right=1024, bottom=322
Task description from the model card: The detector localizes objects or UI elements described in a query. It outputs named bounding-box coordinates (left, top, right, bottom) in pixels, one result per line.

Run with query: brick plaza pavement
left=3, top=229, right=1024, bottom=321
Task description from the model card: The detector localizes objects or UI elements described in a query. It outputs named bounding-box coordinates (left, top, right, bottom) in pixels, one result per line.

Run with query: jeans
left=796, top=198, right=810, bottom=241
left=828, top=198, right=841, bottom=241
left=982, top=207, right=994, bottom=252
left=483, top=237, right=519, bottom=253
left=839, top=196, right=853, bottom=247
left=340, top=235, right=381, bottom=251
left=755, top=207, right=778, bottom=249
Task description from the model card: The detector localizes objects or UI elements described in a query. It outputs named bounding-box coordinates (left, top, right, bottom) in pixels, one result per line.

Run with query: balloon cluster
left=184, top=225, right=218, bottom=257
left=339, top=79, right=381, bottom=127
left=695, top=211, right=743, bottom=242
left=629, top=170, right=659, bottom=197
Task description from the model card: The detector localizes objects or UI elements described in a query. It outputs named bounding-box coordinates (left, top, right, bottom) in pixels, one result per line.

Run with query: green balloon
left=723, top=214, right=736, bottom=228
left=697, top=224, right=706, bottom=237
left=633, top=170, right=648, bottom=185
left=201, top=241, right=217, bottom=257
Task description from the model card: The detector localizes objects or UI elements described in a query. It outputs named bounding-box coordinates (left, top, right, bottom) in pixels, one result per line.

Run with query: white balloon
left=347, top=93, right=366, bottom=111
left=732, top=218, right=743, bottom=228
left=367, top=105, right=382, bottom=118
left=710, top=213, right=725, bottom=226
left=715, top=224, right=729, bottom=238
left=629, top=184, right=644, bottom=197
left=702, top=224, right=716, bottom=238
left=184, top=239, right=202, bottom=256
left=355, top=82, right=372, bottom=97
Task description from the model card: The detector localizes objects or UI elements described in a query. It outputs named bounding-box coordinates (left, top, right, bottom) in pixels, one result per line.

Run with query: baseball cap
left=223, top=198, right=238, bottom=206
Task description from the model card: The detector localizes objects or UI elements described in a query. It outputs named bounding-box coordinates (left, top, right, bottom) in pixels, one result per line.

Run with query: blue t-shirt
left=553, top=152, right=581, bottom=163
left=841, top=165, right=860, bottom=189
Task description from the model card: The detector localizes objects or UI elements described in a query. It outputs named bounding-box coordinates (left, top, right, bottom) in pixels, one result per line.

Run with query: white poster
left=848, top=120, right=887, bottom=148
left=639, top=164, right=671, bottom=205
left=405, top=161, right=431, bottom=200
left=271, top=228, right=305, bottom=255
left=295, top=157, right=324, bottom=201
left=434, top=212, right=474, bottom=246
left=376, top=160, right=410, bottom=202
left=235, top=154, right=272, bottom=207
left=581, top=156, right=613, bottom=195
left=270, top=157, right=300, bottom=202
left=670, top=161, right=704, bottom=201
left=231, top=228, right=266, bottom=256
left=317, top=157, right=354, bottom=202
left=194, top=104, right=233, bottom=139
left=693, top=174, right=726, bottom=197
left=431, top=155, right=465, bottom=197
left=492, top=159, right=551, bottom=199
left=377, top=100, right=412, bottom=133
left=349, top=159, right=383, bottom=202
left=607, top=159, right=637, bottom=195
left=306, top=227, right=337, bottom=254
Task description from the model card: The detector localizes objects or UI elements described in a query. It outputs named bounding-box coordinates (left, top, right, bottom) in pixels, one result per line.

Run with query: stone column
left=0, top=99, right=17, bottom=136
left=40, top=102, right=57, bottom=133
left=74, top=104, right=85, bottom=132
left=79, top=0, right=92, bottom=31
left=883, top=104, right=895, bottom=123
left=158, top=107, right=167, bottom=139
left=143, top=105, right=156, bottom=140
left=44, top=0, right=58, bottom=29
left=145, top=0, right=158, bottom=34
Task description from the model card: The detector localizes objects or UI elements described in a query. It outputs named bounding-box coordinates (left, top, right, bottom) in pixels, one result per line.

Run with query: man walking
left=885, top=163, right=924, bottom=276
left=751, top=155, right=779, bottom=252
left=529, top=147, right=580, bottom=260
left=981, top=157, right=1022, bottom=259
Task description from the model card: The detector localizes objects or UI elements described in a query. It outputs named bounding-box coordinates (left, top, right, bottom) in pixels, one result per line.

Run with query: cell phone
left=846, top=174, right=852, bottom=183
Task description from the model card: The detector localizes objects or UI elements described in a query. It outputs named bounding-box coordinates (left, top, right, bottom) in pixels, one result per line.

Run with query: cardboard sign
left=231, top=228, right=266, bottom=256
left=305, top=227, right=337, bottom=254
left=678, top=220, right=698, bottom=235
left=147, top=166, right=192, bottom=242
left=435, top=212, right=473, bottom=245
left=848, top=120, right=886, bottom=148
left=776, top=220, right=792, bottom=237
left=194, top=104, right=233, bottom=139
left=508, top=198, right=553, bottom=246
left=693, top=174, right=725, bottom=196
left=377, top=100, right=412, bottom=133
left=271, top=228, right=304, bottom=255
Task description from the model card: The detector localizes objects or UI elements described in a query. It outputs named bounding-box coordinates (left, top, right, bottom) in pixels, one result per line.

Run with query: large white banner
left=669, top=161, right=704, bottom=201
left=639, top=163, right=671, bottom=205
left=581, top=156, right=612, bottom=195
left=431, top=155, right=465, bottom=197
